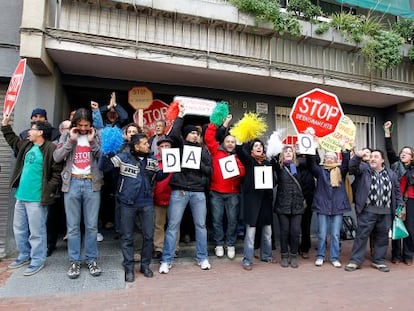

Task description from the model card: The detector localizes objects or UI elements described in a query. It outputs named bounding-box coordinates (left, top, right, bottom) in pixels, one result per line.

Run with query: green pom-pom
left=210, top=102, right=229, bottom=126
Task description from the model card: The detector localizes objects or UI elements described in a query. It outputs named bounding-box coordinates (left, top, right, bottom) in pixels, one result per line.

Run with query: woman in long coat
left=274, top=146, right=305, bottom=268
left=236, top=139, right=275, bottom=270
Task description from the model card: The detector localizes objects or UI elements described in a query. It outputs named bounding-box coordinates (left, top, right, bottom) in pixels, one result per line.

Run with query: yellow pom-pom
left=230, top=112, right=267, bottom=143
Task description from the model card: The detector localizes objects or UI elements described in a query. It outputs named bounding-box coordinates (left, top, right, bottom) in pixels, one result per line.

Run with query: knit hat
left=31, top=108, right=47, bottom=119
left=182, top=125, right=199, bottom=139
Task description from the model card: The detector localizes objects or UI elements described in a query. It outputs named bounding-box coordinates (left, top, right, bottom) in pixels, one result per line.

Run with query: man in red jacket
left=204, top=122, right=245, bottom=259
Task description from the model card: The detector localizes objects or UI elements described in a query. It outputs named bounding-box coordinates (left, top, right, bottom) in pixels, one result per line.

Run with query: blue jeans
left=210, top=191, right=239, bottom=247
left=13, top=200, right=48, bottom=267
left=161, top=190, right=208, bottom=263
left=120, top=204, right=154, bottom=272
left=316, top=214, right=343, bottom=261
left=242, top=225, right=272, bottom=266
left=64, top=178, right=100, bottom=263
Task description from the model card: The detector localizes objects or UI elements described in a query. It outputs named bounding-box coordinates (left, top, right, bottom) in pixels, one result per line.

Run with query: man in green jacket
left=1, top=114, right=62, bottom=276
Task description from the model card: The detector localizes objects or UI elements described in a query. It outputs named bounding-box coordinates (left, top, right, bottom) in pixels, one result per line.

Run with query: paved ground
left=0, top=233, right=413, bottom=311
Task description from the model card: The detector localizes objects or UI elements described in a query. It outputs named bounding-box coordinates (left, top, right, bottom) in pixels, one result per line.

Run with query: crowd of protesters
left=2, top=93, right=414, bottom=283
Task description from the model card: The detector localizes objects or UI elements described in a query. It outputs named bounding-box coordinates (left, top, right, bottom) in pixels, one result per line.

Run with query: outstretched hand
left=2, top=114, right=10, bottom=126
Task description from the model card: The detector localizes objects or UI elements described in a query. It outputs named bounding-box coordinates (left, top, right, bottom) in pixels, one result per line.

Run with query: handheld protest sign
left=319, top=115, right=356, bottom=152
left=254, top=166, right=273, bottom=189
left=161, top=148, right=181, bottom=173
left=133, top=99, right=173, bottom=136
left=128, top=86, right=153, bottom=128
left=3, top=59, right=26, bottom=116
left=298, top=134, right=316, bottom=155
left=181, top=145, right=202, bottom=169
left=290, top=88, right=343, bottom=138
left=219, top=154, right=240, bottom=179
left=174, top=96, right=216, bottom=117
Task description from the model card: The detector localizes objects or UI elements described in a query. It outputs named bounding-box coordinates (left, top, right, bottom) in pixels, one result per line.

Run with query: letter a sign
left=3, top=59, right=27, bottom=116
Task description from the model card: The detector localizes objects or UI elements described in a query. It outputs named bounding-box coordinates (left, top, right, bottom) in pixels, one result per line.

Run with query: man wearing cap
left=152, top=136, right=179, bottom=259
left=159, top=103, right=212, bottom=274
left=20, top=108, right=60, bottom=142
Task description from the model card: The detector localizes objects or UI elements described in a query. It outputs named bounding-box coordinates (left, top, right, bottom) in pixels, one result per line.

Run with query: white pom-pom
left=266, top=131, right=284, bottom=158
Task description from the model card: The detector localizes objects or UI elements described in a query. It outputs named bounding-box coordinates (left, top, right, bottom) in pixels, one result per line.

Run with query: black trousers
left=120, top=203, right=154, bottom=272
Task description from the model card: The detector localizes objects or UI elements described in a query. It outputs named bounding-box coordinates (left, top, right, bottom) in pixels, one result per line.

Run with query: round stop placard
left=290, top=88, right=343, bottom=138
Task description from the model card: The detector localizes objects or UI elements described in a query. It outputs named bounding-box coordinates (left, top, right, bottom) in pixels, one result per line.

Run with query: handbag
left=392, top=216, right=409, bottom=240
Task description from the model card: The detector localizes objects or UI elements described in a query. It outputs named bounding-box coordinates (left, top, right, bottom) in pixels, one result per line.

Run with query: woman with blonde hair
left=273, top=145, right=304, bottom=268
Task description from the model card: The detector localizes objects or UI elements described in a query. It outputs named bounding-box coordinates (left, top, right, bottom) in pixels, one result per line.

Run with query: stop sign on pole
left=290, top=88, right=343, bottom=138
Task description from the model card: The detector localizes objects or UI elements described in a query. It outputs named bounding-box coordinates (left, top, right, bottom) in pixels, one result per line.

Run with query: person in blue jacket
left=308, top=147, right=351, bottom=268
left=100, top=133, right=166, bottom=282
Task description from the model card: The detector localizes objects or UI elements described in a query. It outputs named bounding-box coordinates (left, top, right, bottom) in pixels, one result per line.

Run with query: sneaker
left=67, top=262, right=81, bottom=279
left=227, top=246, right=236, bottom=260
left=8, top=258, right=30, bottom=269
left=332, top=260, right=342, bottom=268
left=315, top=258, right=324, bottom=267
left=88, top=261, right=102, bottom=277
left=198, top=259, right=211, bottom=270
left=215, top=246, right=224, bottom=258
left=97, top=232, right=104, bottom=242
left=159, top=262, right=172, bottom=274
left=23, top=264, right=44, bottom=276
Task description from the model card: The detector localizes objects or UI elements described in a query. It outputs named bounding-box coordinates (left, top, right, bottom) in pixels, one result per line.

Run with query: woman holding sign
left=273, top=146, right=304, bottom=268
left=236, top=139, right=276, bottom=270
left=308, top=147, right=351, bottom=268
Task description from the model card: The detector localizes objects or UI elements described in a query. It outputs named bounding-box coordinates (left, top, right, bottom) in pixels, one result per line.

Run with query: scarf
left=323, top=163, right=342, bottom=187
left=252, top=153, right=267, bottom=164
left=283, top=160, right=297, bottom=176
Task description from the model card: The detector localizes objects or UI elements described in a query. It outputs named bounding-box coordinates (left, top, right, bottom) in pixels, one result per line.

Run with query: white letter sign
left=254, top=166, right=273, bottom=189
left=219, top=154, right=240, bottom=179
left=181, top=145, right=201, bottom=169
left=162, top=148, right=181, bottom=173
left=298, top=134, right=316, bottom=155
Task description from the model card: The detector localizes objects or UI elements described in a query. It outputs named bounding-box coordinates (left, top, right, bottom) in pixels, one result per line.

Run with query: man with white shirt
left=53, top=108, right=103, bottom=279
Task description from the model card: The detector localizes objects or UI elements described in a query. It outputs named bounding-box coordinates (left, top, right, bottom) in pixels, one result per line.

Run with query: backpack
left=340, top=216, right=357, bottom=240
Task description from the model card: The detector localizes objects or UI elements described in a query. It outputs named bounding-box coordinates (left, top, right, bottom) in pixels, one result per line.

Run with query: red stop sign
left=290, top=88, right=343, bottom=138
left=133, top=99, right=172, bottom=135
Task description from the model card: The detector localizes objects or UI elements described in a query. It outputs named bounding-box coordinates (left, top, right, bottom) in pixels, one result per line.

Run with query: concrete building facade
left=1, top=0, right=414, bottom=257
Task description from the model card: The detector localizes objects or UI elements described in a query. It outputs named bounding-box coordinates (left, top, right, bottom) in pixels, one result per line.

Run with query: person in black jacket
left=345, top=149, right=403, bottom=272
left=274, top=146, right=305, bottom=268
left=384, top=121, right=414, bottom=265
left=236, top=138, right=276, bottom=270
left=159, top=103, right=212, bottom=274
left=297, top=152, right=316, bottom=259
